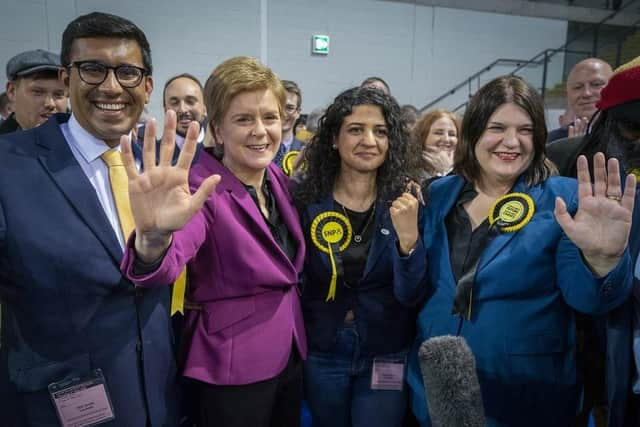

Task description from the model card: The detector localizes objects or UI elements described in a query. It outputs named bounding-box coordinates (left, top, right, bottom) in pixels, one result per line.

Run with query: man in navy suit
left=135, top=74, right=205, bottom=165
left=0, top=11, right=178, bottom=426
left=274, top=80, right=305, bottom=169
left=547, top=58, right=612, bottom=144
left=163, top=73, right=206, bottom=147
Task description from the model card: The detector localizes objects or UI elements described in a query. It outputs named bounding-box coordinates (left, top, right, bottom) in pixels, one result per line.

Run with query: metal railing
left=420, top=0, right=639, bottom=113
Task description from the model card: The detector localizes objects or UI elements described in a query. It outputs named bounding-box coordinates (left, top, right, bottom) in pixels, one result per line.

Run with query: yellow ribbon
left=170, top=268, right=187, bottom=315
left=326, top=243, right=338, bottom=302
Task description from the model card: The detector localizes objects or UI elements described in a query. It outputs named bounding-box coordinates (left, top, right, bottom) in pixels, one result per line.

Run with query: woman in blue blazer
left=405, top=76, right=636, bottom=427
left=292, top=87, right=427, bottom=427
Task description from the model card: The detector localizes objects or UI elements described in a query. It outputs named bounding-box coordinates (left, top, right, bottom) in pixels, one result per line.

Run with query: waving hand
left=554, top=153, right=636, bottom=277
left=121, top=110, right=220, bottom=261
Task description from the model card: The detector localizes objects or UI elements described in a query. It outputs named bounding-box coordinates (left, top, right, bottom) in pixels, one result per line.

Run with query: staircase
left=419, top=0, right=638, bottom=114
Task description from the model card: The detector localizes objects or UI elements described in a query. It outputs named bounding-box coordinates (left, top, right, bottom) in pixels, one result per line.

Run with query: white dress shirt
left=61, top=114, right=138, bottom=250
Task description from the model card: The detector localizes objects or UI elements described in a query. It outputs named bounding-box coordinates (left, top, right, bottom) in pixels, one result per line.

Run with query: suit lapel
left=362, top=204, right=394, bottom=277
left=209, top=156, right=296, bottom=270
left=267, top=166, right=305, bottom=269
left=306, top=196, right=337, bottom=273
left=431, top=176, right=466, bottom=289
left=477, top=178, right=543, bottom=271
left=36, top=116, right=123, bottom=264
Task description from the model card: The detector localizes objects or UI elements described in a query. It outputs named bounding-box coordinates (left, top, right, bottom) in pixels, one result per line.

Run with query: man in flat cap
left=0, top=49, right=67, bottom=134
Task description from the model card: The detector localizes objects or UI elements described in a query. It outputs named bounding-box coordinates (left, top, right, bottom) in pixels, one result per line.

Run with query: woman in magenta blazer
left=120, top=57, right=306, bottom=427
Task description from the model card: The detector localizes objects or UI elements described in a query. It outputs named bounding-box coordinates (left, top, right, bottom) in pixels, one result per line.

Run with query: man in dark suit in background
left=163, top=73, right=206, bottom=147
left=274, top=79, right=305, bottom=168
left=0, top=11, right=178, bottom=426
left=547, top=58, right=612, bottom=143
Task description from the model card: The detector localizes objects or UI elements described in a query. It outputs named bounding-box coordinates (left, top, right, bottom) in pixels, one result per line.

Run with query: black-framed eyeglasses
left=69, top=61, right=148, bottom=88
left=284, top=103, right=299, bottom=114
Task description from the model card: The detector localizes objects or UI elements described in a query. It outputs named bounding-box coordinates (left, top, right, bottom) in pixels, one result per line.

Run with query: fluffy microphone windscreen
left=419, top=335, right=485, bottom=427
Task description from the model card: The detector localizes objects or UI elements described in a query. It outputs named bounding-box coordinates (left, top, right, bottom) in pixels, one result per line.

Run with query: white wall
left=0, top=0, right=568, bottom=120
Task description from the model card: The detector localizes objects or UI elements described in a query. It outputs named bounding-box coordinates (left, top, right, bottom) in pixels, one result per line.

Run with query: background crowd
left=0, top=9, right=639, bottom=427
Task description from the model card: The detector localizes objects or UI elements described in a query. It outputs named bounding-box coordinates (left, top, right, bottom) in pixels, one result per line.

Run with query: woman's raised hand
left=390, top=191, right=420, bottom=256
left=554, top=153, right=636, bottom=277
left=121, top=110, right=220, bottom=261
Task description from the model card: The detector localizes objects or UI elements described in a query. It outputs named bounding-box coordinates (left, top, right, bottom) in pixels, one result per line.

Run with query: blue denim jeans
left=303, top=322, right=408, bottom=427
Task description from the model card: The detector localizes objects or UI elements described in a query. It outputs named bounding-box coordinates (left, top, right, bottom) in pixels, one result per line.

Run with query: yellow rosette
left=282, top=150, right=300, bottom=177
left=310, top=211, right=352, bottom=301
left=488, top=192, right=535, bottom=233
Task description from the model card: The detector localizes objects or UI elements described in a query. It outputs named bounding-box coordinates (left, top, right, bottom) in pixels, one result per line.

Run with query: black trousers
left=196, top=348, right=302, bottom=427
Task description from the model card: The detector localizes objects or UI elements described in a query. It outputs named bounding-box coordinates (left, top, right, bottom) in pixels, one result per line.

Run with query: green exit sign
left=312, top=35, right=330, bottom=55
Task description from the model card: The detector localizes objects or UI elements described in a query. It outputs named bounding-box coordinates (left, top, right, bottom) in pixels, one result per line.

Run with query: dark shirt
left=0, top=113, right=21, bottom=135
left=547, top=125, right=569, bottom=144
left=336, top=202, right=374, bottom=288
left=243, top=173, right=297, bottom=262
left=445, top=182, right=494, bottom=282
left=445, top=182, right=496, bottom=318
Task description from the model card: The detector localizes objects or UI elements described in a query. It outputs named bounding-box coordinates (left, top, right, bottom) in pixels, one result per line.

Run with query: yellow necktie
left=101, top=149, right=135, bottom=241
left=101, top=149, right=187, bottom=315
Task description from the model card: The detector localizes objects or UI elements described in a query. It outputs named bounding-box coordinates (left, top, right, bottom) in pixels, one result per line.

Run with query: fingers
left=576, top=155, right=592, bottom=201
left=568, top=117, right=588, bottom=138
left=143, top=118, right=158, bottom=170
left=176, top=121, right=201, bottom=170
left=391, top=192, right=419, bottom=214
left=404, top=180, right=424, bottom=205
left=622, top=173, right=637, bottom=212
left=120, top=134, right=138, bottom=179
left=605, top=157, right=622, bottom=199
left=159, top=110, right=178, bottom=167
left=592, top=152, right=607, bottom=198
left=553, top=196, right=575, bottom=236
left=190, top=174, right=221, bottom=213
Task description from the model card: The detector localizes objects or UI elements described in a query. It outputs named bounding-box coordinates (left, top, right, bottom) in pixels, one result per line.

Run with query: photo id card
left=371, top=358, right=405, bottom=391
left=48, top=368, right=115, bottom=427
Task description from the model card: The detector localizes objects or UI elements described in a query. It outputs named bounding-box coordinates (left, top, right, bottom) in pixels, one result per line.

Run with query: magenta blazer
left=122, top=151, right=307, bottom=385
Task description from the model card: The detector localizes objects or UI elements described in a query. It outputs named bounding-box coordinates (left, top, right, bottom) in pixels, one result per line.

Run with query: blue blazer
left=299, top=195, right=427, bottom=356
left=274, top=137, right=305, bottom=170
left=406, top=175, right=633, bottom=427
left=0, top=114, right=178, bottom=426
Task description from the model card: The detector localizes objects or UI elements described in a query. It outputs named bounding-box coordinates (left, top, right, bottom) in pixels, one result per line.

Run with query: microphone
left=418, top=335, right=485, bottom=427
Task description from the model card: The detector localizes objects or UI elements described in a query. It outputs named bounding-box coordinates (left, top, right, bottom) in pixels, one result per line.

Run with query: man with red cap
left=548, top=56, right=640, bottom=426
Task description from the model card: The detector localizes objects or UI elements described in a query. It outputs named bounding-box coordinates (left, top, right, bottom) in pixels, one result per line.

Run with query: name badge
left=371, top=358, right=405, bottom=391
left=48, top=368, right=115, bottom=427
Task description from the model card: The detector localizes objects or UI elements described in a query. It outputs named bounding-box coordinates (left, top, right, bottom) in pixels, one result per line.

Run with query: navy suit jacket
left=299, top=195, right=427, bottom=356
left=0, top=114, right=178, bottom=426
left=274, top=137, right=304, bottom=170
left=547, top=125, right=569, bottom=144
left=407, top=175, right=633, bottom=427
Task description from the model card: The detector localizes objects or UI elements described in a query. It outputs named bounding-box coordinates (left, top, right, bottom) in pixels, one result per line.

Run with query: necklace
left=340, top=203, right=376, bottom=244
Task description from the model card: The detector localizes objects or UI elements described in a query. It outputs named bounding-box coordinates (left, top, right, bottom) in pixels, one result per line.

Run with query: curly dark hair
left=293, top=86, right=421, bottom=204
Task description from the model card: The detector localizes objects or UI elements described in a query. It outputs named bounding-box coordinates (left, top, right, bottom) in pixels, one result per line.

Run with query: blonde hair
left=204, top=56, right=286, bottom=152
